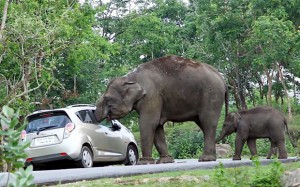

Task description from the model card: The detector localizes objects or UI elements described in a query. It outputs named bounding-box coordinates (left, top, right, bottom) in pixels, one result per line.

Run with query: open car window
left=76, top=110, right=96, bottom=124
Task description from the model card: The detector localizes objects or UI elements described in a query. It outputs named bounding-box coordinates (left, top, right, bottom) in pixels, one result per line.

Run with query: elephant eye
left=105, top=97, right=116, bottom=107
left=104, top=96, right=113, bottom=103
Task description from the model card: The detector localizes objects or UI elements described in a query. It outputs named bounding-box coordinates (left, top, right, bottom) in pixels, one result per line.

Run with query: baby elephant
left=216, top=106, right=293, bottom=160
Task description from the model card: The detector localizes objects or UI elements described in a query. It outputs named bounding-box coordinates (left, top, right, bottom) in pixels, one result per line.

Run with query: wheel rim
left=82, top=149, right=92, bottom=167
left=128, top=148, right=137, bottom=165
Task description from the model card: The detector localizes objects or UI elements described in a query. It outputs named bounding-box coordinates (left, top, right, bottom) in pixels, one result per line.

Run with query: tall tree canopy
left=0, top=0, right=299, bottom=117
left=0, top=0, right=116, bottom=113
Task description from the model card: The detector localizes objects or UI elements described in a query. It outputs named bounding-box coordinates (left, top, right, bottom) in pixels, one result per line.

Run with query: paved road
left=0, top=157, right=299, bottom=186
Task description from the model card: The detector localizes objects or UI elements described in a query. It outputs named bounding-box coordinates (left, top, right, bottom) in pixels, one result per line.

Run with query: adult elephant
left=216, top=106, right=295, bottom=160
left=94, top=55, right=228, bottom=164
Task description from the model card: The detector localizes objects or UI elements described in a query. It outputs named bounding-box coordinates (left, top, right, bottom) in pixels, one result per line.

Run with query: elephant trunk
left=216, top=129, right=227, bottom=143
left=94, top=98, right=107, bottom=122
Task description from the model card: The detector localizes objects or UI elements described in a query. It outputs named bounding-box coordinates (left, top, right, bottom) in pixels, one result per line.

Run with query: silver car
left=21, top=104, right=139, bottom=168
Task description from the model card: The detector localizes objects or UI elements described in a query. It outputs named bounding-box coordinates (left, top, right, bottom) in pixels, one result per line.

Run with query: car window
left=76, top=110, right=94, bottom=124
left=26, top=112, right=70, bottom=133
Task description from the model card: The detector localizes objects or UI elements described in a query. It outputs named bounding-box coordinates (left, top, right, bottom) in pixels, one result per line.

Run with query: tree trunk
left=0, top=0, right=9, bottom=65
left=256, top=76, right=264, bottom=100
left=73, top=74, right=77, bottom=94
left=239, top=89, right=247, bottom=109
left=0, top=0, right=9, bottom=168
left=277, top=62, right=292, bottom=119
left=275, top=72, right=280, bottom=104
left=0, top=0, right=9, bottom=41
left=265, top=68, right=274, bottom=106
left=293, top=74, right=297, bottom=103
left=246, top=82, right=256, bottom=107
left=235, top=68, right=244, bottom=109
left=228, top=76, right=241, bottom=110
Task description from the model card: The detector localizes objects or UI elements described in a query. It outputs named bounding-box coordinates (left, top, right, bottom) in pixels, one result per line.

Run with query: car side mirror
left=111, top=120, right=121, bottom=131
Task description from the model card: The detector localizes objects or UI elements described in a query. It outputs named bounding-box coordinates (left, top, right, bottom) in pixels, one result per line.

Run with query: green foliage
left=0, top=106, right=34, bottom=186
left=1, top=0, right=299, bottom=118
left=0, top=106, right=30, bottom=171
left=168, top=128, right=204, bottom=159
left=251, top=158, right=284, bottom=187
left=212, top=159, right=284, bottom=187
left=0, top=1, right=116, bottom=110
left=5, top=166, right=35, bottom=187
left=213, top=162, right=237, bottom=187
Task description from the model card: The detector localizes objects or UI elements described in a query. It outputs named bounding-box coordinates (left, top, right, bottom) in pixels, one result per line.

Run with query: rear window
left=26, top=111, right=71, bottom=133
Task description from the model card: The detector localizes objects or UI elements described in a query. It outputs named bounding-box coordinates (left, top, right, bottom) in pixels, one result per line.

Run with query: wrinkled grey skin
left=95, top=55, right=228, bottom=164
left=216, top=106, right=292, bottom=160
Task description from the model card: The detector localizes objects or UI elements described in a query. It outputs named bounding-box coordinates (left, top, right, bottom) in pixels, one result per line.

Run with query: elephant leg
left=137, top=115, right=157, bottom=165
left=266, top=141, right=277, bottom=159
left=154, top=125, right=174, bottom=164
left=247, top=138, right=257, bottom=160
left=233, top=133, right=247, bottom=160
left=277, top=140, right=288, bottom=159
left=197, top=116, right=218, bottom=162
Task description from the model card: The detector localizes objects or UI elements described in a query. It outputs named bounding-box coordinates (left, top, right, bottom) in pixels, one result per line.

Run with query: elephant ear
left=232, top=112, right=241, bottom=129
left=123, top=81, right=146, bottom=111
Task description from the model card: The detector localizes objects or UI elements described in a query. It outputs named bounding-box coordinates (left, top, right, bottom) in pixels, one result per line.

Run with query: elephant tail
left=284, top=118, right=297, bottom=148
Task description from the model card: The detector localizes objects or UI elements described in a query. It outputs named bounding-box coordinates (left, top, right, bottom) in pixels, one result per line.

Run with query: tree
left=191, top=0, right=253, bottom=109
left=0, top=1, right=115, bottom=111
left=246, top=16, right=296, bottom=118
left=189, top=0, right=299, bottom=113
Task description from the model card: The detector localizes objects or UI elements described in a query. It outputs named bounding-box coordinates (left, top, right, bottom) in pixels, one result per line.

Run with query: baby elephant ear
left=123, top=82, right=146, bottom=111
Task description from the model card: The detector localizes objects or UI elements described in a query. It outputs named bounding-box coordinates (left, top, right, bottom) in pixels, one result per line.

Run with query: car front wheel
left=76, top=146, right=93, bottom=168
left=124, top=145, right=138, bottom=166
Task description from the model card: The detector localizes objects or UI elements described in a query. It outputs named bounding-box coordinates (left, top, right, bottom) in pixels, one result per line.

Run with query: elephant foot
left=156, top=155, right=174, bottom=164
left=137, top=157, right=156, bottom=165
left=198, top=154, right=216, bottom=162
left=278, top=155, right=288, bottom=159
left=232, top=156, right=241, bottom=160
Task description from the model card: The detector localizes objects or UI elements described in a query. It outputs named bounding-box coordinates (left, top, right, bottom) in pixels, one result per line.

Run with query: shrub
left=212, top=158, right=284, bottom=187
left=0, top=106, right=34, bottom=186
left=168, top=128, right=204, bottom=159
left=250, top=158, right=284, bottom=187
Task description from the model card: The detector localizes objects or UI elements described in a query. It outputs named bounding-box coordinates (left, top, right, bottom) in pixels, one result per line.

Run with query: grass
left=51, top=160, right=300, bottom=187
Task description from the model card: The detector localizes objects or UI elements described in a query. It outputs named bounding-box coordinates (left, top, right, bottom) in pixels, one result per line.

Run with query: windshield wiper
left=37, top=125, right=58, bottom=135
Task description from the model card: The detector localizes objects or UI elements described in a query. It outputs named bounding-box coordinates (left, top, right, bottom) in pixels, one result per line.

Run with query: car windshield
left=26, top=112, right=71, bottom=133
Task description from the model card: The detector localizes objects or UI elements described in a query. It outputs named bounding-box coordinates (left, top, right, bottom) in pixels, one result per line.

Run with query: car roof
left=27, top=104, right=96, bottom=117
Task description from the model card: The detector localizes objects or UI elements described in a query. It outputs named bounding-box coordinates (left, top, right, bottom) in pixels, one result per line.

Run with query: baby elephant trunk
left=216, top=129, right=227, bottom=143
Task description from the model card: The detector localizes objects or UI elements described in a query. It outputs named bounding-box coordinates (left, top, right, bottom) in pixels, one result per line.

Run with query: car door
left=77, top=110, right=124, bottom=159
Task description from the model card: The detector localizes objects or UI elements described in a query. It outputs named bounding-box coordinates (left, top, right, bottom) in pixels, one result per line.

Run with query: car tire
left=124, top=145, right=138, bottom=166
left=76, top=146, right=93, bottom=168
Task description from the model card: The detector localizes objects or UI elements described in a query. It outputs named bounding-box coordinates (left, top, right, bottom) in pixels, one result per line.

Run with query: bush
left=168, top=128, right=204, bottom=159
left=212, top=158, right=284, bottom=187
left=250, top=158, right=284, bottom=187
left=0, top=106, right=34, bottom=186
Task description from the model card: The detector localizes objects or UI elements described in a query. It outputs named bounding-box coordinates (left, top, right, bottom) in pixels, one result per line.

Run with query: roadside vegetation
left=53, top=160, right=300, bottom=187
left=0, top=106, right=34, bottom=186
left=0, top=0, right=300, bottom=186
